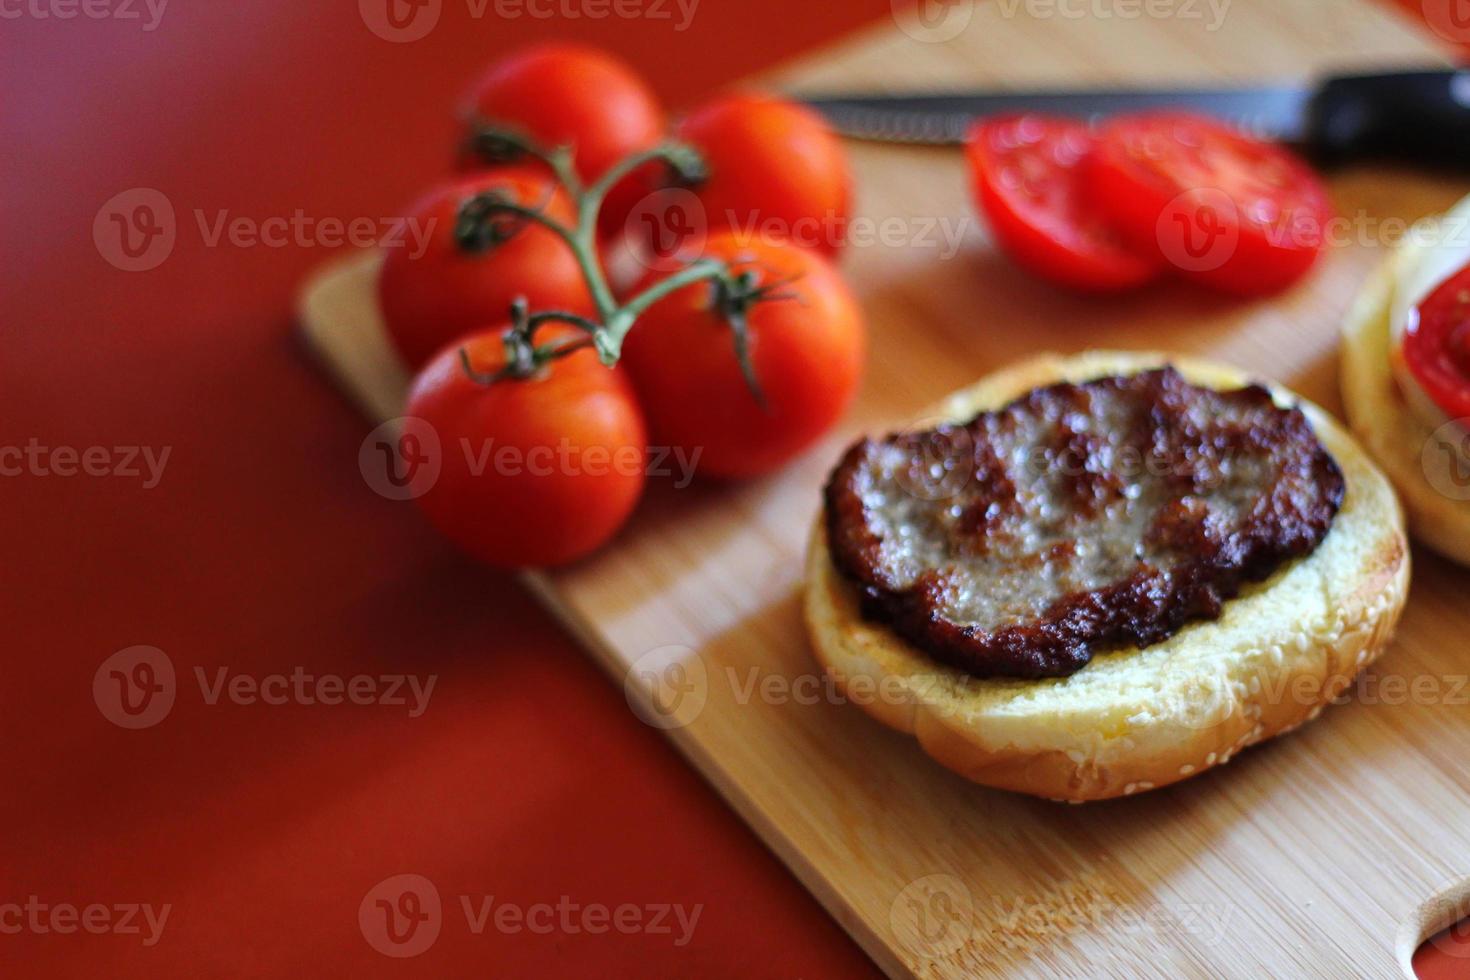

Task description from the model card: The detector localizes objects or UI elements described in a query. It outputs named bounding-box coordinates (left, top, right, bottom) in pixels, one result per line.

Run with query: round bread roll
left=1341, top=248, right=1470, bottom=567
left=804, top=350, right=1409, bottom=802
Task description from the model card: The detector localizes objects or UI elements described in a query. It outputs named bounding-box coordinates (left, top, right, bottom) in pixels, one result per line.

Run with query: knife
left=798, top=68, right=1470, bottom=166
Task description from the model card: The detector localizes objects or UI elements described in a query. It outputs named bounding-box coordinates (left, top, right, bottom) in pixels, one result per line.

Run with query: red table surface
left=3, top=1, right=1463, bottom=977
left=2, top=2, right=892, bottom=976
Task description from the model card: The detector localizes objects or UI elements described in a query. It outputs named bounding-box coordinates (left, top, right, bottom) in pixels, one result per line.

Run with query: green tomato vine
left=454, top=121, right=788, bottom=405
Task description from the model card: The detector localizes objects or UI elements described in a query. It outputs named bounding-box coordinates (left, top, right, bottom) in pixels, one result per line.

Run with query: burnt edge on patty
left=823, top=368, right=1346, bottom=679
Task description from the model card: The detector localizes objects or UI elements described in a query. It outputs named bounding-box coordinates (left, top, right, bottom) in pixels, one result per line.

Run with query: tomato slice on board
left=1084, top=112, right=1332, bottom=296
left=965, top=115, right=1160, bottom=291
left=1405, top=263, right=1470, bottom=421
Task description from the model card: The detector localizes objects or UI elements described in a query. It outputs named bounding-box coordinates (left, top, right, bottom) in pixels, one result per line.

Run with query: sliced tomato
left=1085, top=112, right=1332, bottom=296
left=965, top=115, right=1159, bottom=291
left=1405, top=263, right=1470, bottom=421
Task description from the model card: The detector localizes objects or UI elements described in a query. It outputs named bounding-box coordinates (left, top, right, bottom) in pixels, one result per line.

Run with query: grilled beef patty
left=823, top=368, right=1346, bottom=679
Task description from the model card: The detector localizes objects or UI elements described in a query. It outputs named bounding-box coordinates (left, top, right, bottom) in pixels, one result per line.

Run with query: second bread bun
left=804, top=350, right=1410, bottom=802
left=1341, top=247, right=1470, bottom=567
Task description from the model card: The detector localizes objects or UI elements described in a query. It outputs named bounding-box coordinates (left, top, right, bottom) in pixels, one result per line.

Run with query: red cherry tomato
left=462, top=43, right=664, bottom=237
left=965, top=114, right=1159, bottom=291
left=379, top=168, right=592, bottom=369
left=621, top=233, right=865, bottom=479
left=406, top=326, right=647, bottom=568
left=1404, top=263, right=1470, bottom=421
left=1085, top=112, right=1332, bottom=295
left=668, top=93, right=852, bottom=257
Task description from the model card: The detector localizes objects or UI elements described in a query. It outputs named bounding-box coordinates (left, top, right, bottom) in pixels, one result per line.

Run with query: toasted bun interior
left=804, top=350, right=1409, bottom=801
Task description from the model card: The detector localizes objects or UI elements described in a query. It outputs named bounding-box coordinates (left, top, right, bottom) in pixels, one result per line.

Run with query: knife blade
left=796, top=69, right=1470, bottom=166
left=801, top=86, right=1310, bottom=145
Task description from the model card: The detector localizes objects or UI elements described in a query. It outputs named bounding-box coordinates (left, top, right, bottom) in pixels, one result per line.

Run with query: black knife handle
left=1306, top=69, right=1470, bottom=167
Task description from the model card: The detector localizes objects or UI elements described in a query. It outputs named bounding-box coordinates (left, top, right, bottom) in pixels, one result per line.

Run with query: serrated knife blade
left=797, top=85, right=1313, bottom=147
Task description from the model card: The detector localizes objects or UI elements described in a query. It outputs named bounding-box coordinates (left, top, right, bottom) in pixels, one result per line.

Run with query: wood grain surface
left=300, top=1, right=1470, bottom=975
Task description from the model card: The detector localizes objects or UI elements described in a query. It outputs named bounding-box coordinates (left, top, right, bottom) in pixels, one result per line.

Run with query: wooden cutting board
left=300, top=2, right=1470, bottom=975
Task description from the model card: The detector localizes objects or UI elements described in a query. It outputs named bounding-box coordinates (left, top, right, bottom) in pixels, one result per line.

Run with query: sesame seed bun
left=804, top=350, right=1409, bottom=802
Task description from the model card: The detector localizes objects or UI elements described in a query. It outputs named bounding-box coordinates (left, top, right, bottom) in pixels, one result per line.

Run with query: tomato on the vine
left=461, top=43, right=664, bottom=237
left=406, top=325, right=648, bottom=568
left=1084, top=112, right=1332, bottom=295
left=621, top=232, right=865, bottom=479
left=664, top=93, right=852, bottom=258
left=965, top=115, right=1159, bottom=291
left=378, top=167, right=592, bottom=369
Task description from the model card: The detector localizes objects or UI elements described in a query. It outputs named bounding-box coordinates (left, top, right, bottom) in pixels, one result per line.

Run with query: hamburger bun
left=804, top=350, right=1409, bottom=802
left=1341, top=248, right=1470, bottom=567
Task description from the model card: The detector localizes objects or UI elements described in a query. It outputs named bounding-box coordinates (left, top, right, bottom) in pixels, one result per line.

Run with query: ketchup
left=1404, top=263, right=1470, bottom=421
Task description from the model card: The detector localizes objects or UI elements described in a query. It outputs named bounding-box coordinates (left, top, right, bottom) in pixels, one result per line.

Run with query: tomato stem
left=595, top=257, right=726, bottom=361
left=454, top=193, right=579, bottom=259
left=460, top=300, right=605, bottom=383
left=567, top=141, right=706, bottom=325
left=454, top=135, right=773, bottom=401
left=462, top=119, right=585, bottom=199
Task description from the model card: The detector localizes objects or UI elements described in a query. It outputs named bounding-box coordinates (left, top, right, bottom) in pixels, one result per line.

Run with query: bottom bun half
left=804, top=350, right=1410, bottom=802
